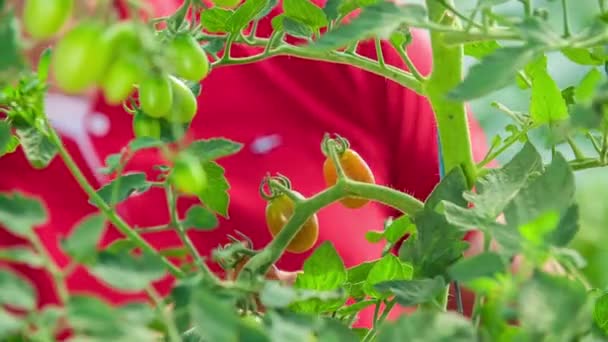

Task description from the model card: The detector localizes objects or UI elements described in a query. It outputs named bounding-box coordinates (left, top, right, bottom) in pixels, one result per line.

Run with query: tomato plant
left=2, top=0, right=608, bottom=341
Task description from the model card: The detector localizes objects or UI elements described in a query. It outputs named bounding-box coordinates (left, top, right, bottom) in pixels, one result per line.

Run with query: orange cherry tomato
left=323, top=148, right=375, bottom=209
left=265, top=193, right=318, bottom=254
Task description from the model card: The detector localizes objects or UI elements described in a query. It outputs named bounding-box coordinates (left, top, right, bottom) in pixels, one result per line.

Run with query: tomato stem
left=46, top=119, right=185, bottom=278
left=28, top=231, right=69, bottom=304
left=146, top=286, right=181, bottom=342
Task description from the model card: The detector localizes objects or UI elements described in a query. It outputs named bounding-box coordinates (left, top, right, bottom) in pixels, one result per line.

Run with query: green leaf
left=364, top=230, right=384, bottom=243
left=375, top=277, right=445, bottom=307
left=0, top=269, right=36, bottom=310
left=377, top=310, right=475, bottom=342
left=516, top=17, right=563, bottom=46
left=227, top=0, right=269, bottom=33
left=200, top=8, right=234, bottom=33
left=89, top=250, right=166, bottom=291
left=550, top=204, right=579, bottom=247
left=384, top=215, right=414, bottom=244
left=562, top=47, right=604, bottom=66
left=425, top=167, right=468, bottom=210
left=338, top=0, right=378, bottom=15
left=0, top=247, right=43, bottom=267
left=364, top=254, right=412, bottom=299
left=100, top=153, right=122, bottom=175
left=197, top=161, right=230, bottom=217
left=594, top=293, right=608, bottom=335
left=94, top=173, right=151, bottom=207
left=518, top=272, right=591, bottom=339
left=528, top=55, right=569, bottom=124
left=336, top=299, right=375, bottom=316
left=183, top=205, right=219, bottom=231
left=449, top=46, right=540, bottom=101
left=311, top=3, right=425, bottom=51
left=575, top=68, right=602, bottom=103
left=62, top=213, right=106, bottom=264
left=37, top=48, right=52, bottom=83
left=0, top=309, right=22, bottom=338
left=283, top=0, right=328, bottom=29
left=268, top=312, right=316, bottom=342
left=190, top=289, right=239, bottom=342
left=16, top=127, right=58, bottom=169
left=67, top=295, right=123, bottom=338
left=464, top=40, right=501, bottom=59
left=518, top=211, right=560, bottom=246
left=0, top=10, right=24, bottom=80
left=448, top=252, right=506, bottom=283
left=293, top=242, right=347, bottom=313
left=259, top=281, right=345, bottom=309
left=323, top=0, right=341, bottom=20
left=186, top=138, right=243, bottom=161
left=346, top=260, right=376, bottom=299
left=283, top=16, right=314, bottom=39
left=128, top=137, right=163, bottom=152
left=0, top=192, right=47, bottom=237
left=0, top=121, right=10, bottom=155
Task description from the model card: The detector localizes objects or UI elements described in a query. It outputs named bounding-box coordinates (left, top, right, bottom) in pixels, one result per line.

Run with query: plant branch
left=46, top=121, right=184, bottom=278
left=362, top=299, right=397, bottom=342
left=147, top=286, right=181, bottom=342
left=28, top=232, right=69, bottom=304
left=375, top=38, right=385, bottom=68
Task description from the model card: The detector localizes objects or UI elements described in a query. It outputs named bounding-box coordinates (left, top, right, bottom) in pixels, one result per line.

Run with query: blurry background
left=459, top=1, right=608, bottom=288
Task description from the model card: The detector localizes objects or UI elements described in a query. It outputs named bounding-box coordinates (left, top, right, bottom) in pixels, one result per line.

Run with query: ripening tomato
left=52, top=22, right=111, bottom=93
left=23, top=0, right=73, bottom=39
left=132, top=112, right=161, bottom=139
left=266, top=193, right=318, bottom=254
left=101, top=58, right=141, bottom=105
left=139, top=74, right=173, bottom=118
left=171, top=153, right=207, bottom=195
left=323, top=148, right=375, bottom=209
left=212, top=0, right=241, bottom=8
left=167, top=76, right=198, bottom=123
left=167, top=34, right=210, bottom=82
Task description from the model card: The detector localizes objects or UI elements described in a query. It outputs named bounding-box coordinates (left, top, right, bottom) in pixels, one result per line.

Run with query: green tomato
left=139, top=74, right=173, bottom=118
left=101, top=58, right=141, bottom=105
left=132, top=112, right=161, bottom=139
left=239, top=314, right=268, bottom=342
left=23, top=0, right=73, bottom=39
left=167, top=34, right=210, bottom=82
left=171, top=153, right=207, bottom=195
left=212, top=0, right=241, bottom=8
left=102, top=21, right=141, bottom=55
left=52, top=22, right=110, bottom=93
left=168, top=76, right=198, bottom=124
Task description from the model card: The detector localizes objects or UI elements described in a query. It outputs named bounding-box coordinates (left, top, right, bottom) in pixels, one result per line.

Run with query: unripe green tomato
left=138, top=74, right=173, bottom=118
left=212, top=0, right=241, bottom=8
left=52, top=22, right=111, bottom=93
left=239, top=314, right=267, bottom=341
left=132, top=112, right=161, bottom=139
left=23, top=0, right=73, bottom=39
left=167, top=76, right=198, bottom=124
left=102, top=21, right=140, bottom=55
left=101, top=58, right=141, bottom=105
left=171, top=154, right=207, bottom=195
left=167, top=34, right=210, bottom=82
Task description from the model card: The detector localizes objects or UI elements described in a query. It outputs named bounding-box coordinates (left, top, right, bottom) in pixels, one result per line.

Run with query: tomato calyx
left=258, top=173, right=294, bottom=202
left=320, top=132, right=350, bottom=158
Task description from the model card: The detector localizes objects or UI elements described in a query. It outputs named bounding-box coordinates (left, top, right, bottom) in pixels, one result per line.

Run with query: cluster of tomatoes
left=265, top=144, right=375, bottom=254
left=22, top=0, right=210, bottom=141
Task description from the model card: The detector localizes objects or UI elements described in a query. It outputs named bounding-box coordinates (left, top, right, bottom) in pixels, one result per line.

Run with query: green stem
left=46, top=122, right=184, bottom=278
left=362, top=299, right=397, bottom=342
left=453, top=281, right=464, bottom=314
left=393, top=44, right=425, bottom=82
left=425, top=0, right=476, bottom=187
left=147, top=287, right=181, bottom=342
left=586, top=132, right=602, bottom=155
left=28, top=232, right=69, bottom=304
left=566, top=137, right=586, bottom=160
left=375, top=38, right=385, bottom=68
left=601, top=125, right=608, bottom=163
left=521, top=0, right=533, bottom=16
left=437, top=0, right=484, bottom=29
left=135, top=224, right=174, bottom=234
left=569, top=158, right=606, bottom=170
left=477, top=129, right=529, bottom=169
left=165, top=187, right=218, bottom=284
left=561, top=0, right=571, bottom=37
left=236, top=182, right=424, bottom=282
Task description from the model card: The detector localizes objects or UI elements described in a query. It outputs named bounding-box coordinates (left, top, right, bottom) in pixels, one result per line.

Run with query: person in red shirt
left=1, top=0, right=489, bottom=326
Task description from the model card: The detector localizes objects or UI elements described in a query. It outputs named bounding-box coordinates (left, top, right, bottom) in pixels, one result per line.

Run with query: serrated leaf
left=448, top=252, right=506, bottom=283
left=425, top=167, right=468, bottom=210
left=99, top=153, right=122, bottom=175
left=338, top=0, right=379, bottom=15
left=375, top=276, right=445, bottom=306
left=550, top=204, right=579, bottom=247
left=260, top=281, right=345, bottom=309
left=336, top=300, right=375, bottom=316
left=94, top=173, right=151, bottom=207
left=0, top=269, right=36, bottom=310
left=311, top=3, right=425, bottom=51
left=575, top=68, right=602, bottom=103
left=67, top=295, right=123, bottom=338
left=256, top=0, right=279, bottom=19
left=449, top=46, right=540, bottom=101
left=0, top=247, right=43, bottom=267
left=283, top=0, right=328, bottom=29
left=62, top=213, right=106, bottom=264
left=197, top=161, right=230, bottom=217
left=346, top=260, right=376, bottom=298
left=364, top=254, right=412, bottom=299
left=528, top=55, right=569, bottom=124
left=16, top=127, right=58, bottom=169
left=186, top=138, right=243, bottom=161
left=283, top=16, right=313, bottom=39
left=200, top=8, right=234, bottom=33
left=464, top=40, right=501, bottom=59
left=0, top=192, right=47, bottom=237
left=293, top=242, right=347, bottom=313
left=384, top=215, right=414, bottom=244
left=183, top=205, right=218, bottom=230
left=89, top=250, right=166, bottom=291
left=377, top=310, right=475, bottom=342
left=227, top=0, right=269, bottom=33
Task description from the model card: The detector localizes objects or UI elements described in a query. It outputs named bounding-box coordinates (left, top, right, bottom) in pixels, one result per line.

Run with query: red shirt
left=0, top=0, right=488, bottom=324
